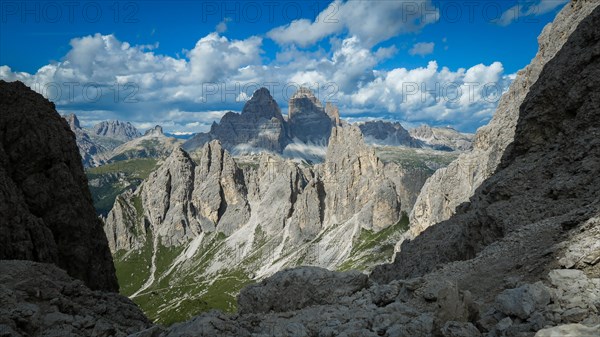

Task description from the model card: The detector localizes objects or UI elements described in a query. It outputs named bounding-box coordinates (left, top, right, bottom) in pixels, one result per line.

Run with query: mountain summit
left=93, top=120, right=141, bottom=141
left=184, top=88, right=289, bottom=153
left=288, top=87, right=336, bottom=144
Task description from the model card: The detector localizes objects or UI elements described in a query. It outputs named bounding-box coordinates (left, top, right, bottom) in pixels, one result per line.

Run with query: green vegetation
left=114, top=232, right=154, bottom=296
left=86, top=158, right=157, bottom=215
left=113, top=229, right=252, bottom=325
left=132, top=267, right=253, bottom=326
left=87, top=158, right=158, bottom=177
left=338, top=212, right=410, bottom=272
left=192, top=269, right=253, bottom=313
left=252, top=225, right=267, bottom=249
left=131, top=193, right=144, bottom=219
left=375, top=146, right=459, bottom=172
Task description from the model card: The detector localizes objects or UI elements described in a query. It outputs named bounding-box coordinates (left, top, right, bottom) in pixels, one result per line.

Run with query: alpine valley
left=87, top=86, right=469, bottom=324
left=1, top=1, right=599, bottom=337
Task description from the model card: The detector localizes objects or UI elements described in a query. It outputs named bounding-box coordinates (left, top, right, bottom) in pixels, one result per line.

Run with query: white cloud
left=268, top=0, right=439, bottom=47
left=216, top=17, right=232, bottom=33
left=186, top=33, right=263, bottom=83
left=496, top=0, right=568, bottom=26
left=409, top=42, right=435, bottom=57
left=340, top=60, right=510, bottom=129
left=0, top=31, right=509, bottom=133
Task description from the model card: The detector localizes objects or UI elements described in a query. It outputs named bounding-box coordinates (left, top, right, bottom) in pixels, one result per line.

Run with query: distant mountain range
left=65, top=88, right=473, bottom=168
left=181, top=87, right=473, bottom=160
left=3, top=3, right=600, bottom=337
left=63, top=114, right=182, bottom=167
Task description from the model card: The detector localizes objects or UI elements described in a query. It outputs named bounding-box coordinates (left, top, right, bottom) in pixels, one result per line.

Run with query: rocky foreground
left=0, top=1, right=599, bottom=336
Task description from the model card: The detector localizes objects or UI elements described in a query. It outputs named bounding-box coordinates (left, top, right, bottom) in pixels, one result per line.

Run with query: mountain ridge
left=1, top=1, right=600, bottom=336
left=403, top=0, right=599, bottom=245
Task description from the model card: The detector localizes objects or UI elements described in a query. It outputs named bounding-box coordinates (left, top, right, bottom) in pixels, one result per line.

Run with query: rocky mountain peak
left=325, top=102, right=341, bottom=125
left=322, top=125, right=401, bottom=231
left=288, top=87, right=334, bottom=144
left=92, top=119, right=141, bottom=141
left=327, top=125, right=366, bottom=155
left=144, top=125, right=164, bottom=136
left=359, top=120, right=423, bottom=148
left=66, top=113, right=81, bottom=130
left=184, top=88, right=289, bottom=153
left=242, top=87, right=283, bottom=119
left=288, top=87, right=324, bottom=117
left=290, top=87, right=323, bottom=108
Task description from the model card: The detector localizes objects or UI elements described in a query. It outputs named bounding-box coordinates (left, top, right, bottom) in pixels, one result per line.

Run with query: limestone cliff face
left=405, top=0, right=599, bottom=245
left=141, top=148, right=200, bottom=246
left=104, top=122, right=418, bottom=320
left=0, top=80, right=118, bottom=292
left=373, top=0, right=600, bottom=282
left=104, top=122, right=419, bottom=319
left=325, top=102, right=341, bottom=126
left=192, top=141, right=251, bottom=236
left=322, top=125, right=401, bottom=232
left=106, top=124, right=405, bottom=254
left=287, top=87, right=336, bottom=144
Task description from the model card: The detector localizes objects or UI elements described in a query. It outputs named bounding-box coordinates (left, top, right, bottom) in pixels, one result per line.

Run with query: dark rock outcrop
left=287, top=87, right=335, bottom=144
left=359, top=120, right=423, bottom=148
left=0, top=80, right=119, bottom=292
left=372, top=1, right=600, bottom=283
left=0, top=261, right=151, bottom=337
left=405, top=0, right=595, bottom=243
left=184, top=88, right=290, bottom=153
left=237, top=267, right=368, bottom=314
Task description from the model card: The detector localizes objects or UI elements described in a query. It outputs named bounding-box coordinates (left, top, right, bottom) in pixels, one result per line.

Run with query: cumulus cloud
left=496, top=0, right=568, bottom=26
left=186, top=33, right=263, bottom=83
left=268, top=0, right=439, bottom=47
left=409, top=42, right=435, bottom=57
left=216, top=18, right=232, bottom=33
left=340, top=61, right=510, bottom=129
left=0, top=30, right=509, bottom=133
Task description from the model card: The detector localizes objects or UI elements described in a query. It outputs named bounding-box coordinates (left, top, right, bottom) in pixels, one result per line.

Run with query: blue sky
left=0, top=0, right=568, bottom=133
